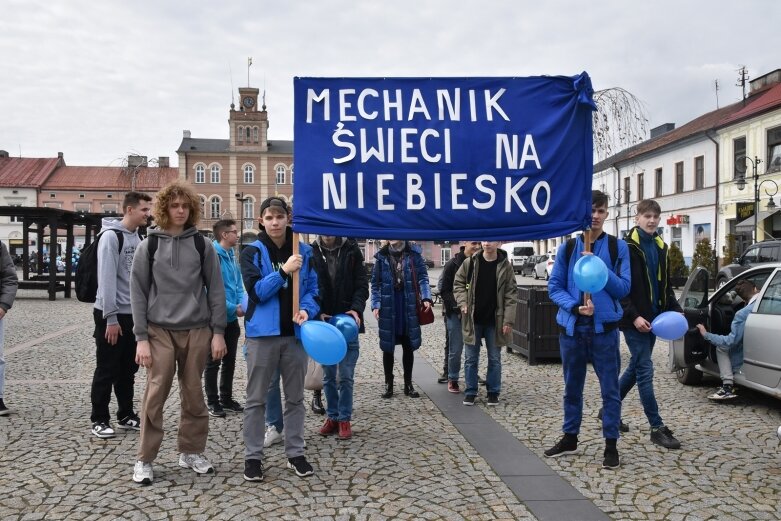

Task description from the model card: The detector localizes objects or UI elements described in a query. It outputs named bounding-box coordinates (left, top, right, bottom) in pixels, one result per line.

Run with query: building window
left=655, top=168, right=663, bottom=197
left=210, top=165, right=221, bottom=184
left=246, top=127, right=251, bottom=141
left=210, top=197, right=221, bottom=219
left=243, top=197, right=255, bottom=220
left=276, top=165, right=286, bottom=185
left=101, top=203, right=118, bottom=213
left=199, top=196, right=206, bottom=218
left=733, top=137, right=746, bottom=180
left=290, top=165, right=294, bottom=185
left=623, top=177, right=631, bottom=203
left=195, top=164, right=205, bottom=184
left=79, top=193, right=85, bottom=199
left=637, top=172, right=644, bottom=201
left=237, top=126, right=244, bottom=143
left=106, top=194, right=112, bottom=198
left=768, top=126, right=781, bottom=172
left=9, top=203, right=22, bottom=222
left=50, top=193, right=56, bottom=198
left=694, top=156, right=704, bottom=189
left=675, top=162, right=684, bottom=193
left=253, top=126, right=259, bottom=143
left=244, top=165, right=254, bottom=184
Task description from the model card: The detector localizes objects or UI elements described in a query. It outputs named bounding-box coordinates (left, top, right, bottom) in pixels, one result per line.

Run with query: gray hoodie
left=130, top=226, right=226, bottom=341
left=0, top=241, right=18, bottom=312
left=95, top=217, right=142, bottom=325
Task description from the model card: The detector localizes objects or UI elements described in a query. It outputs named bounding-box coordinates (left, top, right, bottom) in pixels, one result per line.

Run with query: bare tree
left=592, top=87, right=649, bottom=162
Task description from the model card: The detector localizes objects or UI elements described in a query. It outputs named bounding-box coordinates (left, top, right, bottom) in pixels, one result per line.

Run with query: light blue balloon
left=300, top=321, right=347, bottom=365
left=651, top=312, right=689, bottom=340
left=573, top=255, right=609, bottom=293
left=329, top=313, right=359, bottom=343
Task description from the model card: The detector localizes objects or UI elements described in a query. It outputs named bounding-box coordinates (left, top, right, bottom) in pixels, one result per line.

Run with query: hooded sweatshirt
left=130, top=226, right=226, bottom=341
left=213, top=240, right=244, bottom=323
left=95, top=217, right=142, bottom=325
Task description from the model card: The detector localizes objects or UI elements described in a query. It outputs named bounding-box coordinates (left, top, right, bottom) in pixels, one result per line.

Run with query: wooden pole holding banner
left=293, top=232, right=300, bottom=317
left=583, top=228, right=591, bottom=306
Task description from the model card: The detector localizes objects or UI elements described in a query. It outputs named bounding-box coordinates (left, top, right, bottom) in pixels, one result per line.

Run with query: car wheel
left=545, top=271, right=549, bottom=281
left=716, top=277, right=727, bottom=289
left=533, top=270, right=538, bottom=280
left=676, top=366, right=703, bottom=385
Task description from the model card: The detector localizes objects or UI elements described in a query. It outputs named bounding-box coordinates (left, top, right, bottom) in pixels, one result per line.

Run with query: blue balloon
left=651, top=312, right=689, bottom=340
left=573, top=255, right=609, bottom=293
left=329, top=313, right=359, bottom=343
left=240, top=293, right=249, bottom=313
left=300, top=321, right=347, bottom=365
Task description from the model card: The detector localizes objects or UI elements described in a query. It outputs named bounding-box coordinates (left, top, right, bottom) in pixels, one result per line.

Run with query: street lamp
left=613, top=187, right=632, bottom=238
left=736, top=156, right=779, bottom=244
left=235, top=192, right=250, bottom=251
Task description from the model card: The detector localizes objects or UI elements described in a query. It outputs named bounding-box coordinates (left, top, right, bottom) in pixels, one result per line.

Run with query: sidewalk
left=1, top=290, right=781, bottom=520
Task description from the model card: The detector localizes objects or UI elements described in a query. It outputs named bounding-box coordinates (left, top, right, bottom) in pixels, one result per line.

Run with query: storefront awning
left=735, top=209, right=781, bottom=231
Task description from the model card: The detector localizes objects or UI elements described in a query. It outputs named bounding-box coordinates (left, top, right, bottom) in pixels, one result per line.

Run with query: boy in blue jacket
left=546, top=190, right=631, bottom=469
left=204, top=219, right=245, bottom=417
left=240, top=197, right=319, bottom=482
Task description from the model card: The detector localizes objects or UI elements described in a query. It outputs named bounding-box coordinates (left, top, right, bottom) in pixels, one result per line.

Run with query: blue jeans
left=323, top=339, right=360, bottom=422
left=619, top=328, right=663, bottom=429
left=446, top=314, right=464, bottom=381
left=464, top=324, right=501, bottom=396
left=559, top=326, right=622, bottom=439
left=265, top=368, right=283, bottom=432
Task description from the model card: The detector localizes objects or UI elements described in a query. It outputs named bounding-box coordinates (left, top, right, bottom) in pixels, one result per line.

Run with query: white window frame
left=195, top=164, right=206, bottom=184
left=210, top=196, right=221, bottom=219
left=243, top=164, right=255, bottom=184
left=210, top=164, right=221, bottom=184
left=275, top=165, right=286, bottom=185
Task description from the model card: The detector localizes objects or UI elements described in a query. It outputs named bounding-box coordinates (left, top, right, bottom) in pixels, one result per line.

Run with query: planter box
left=509, top=285, right=561, bottom=365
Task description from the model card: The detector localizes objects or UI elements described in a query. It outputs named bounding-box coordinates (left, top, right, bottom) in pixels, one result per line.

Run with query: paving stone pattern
left=1, top=288, right=780, bottom=520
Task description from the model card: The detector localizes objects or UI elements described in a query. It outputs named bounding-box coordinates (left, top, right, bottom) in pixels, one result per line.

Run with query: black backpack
left=75, top=229, right=127, bottom=303
left=146, top=233, right=207, bottom=289
left=565, top=234, right=621, bottom=272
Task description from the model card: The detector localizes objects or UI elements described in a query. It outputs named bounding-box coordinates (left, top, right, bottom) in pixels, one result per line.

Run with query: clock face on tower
left=243, top=96, right=255, bottom=108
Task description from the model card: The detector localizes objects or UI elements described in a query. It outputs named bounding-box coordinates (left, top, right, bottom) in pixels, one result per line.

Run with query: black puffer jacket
left=619, top=227, right=682, bottom=329
left=439, top=248, right=467, bottom=317
left=310, top=238, right=369, bottom=333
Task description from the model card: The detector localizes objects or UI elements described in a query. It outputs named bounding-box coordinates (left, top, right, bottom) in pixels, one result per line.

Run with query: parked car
left=715, top=239, right=781, bottom=288
left=532, top=253, right=555, bottom=280
left=424, top=258, right=435, bottom=269
left=671, top=263, right=781, bottom=400
left=520, top=255, right=543, bottom=277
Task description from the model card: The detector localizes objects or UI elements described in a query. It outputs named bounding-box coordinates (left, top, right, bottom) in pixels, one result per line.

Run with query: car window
left=745, top=271, right=772, bottom=294
left=756, top=271, right=781, bottom=315
left=684, top=269, right=709, bottom=308
left=742, top=247, right=760, bottom=264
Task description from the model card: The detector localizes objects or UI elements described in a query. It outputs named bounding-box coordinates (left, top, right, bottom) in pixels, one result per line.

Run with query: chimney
left=0, top=150, right=9, bottom=158
left=183, top=130, right=191, bottom=138
left=57, top=151, right=63, bottom=159
left=650, top=123, right=675, bottom=139
left=158, top=156, right=169, bottom=168
left=127, top=155, right=148, bottom=168
left=749, top=69, right=781, bottom=96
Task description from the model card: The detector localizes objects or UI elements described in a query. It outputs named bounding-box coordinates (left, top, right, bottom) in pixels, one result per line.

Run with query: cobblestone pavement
left=2, top=287, right=781, bottom=520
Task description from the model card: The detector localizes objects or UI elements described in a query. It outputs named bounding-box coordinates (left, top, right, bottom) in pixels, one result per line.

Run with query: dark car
left=715, top=239, right=781, bottom=287
left=424, top=258, right=435, bottom=269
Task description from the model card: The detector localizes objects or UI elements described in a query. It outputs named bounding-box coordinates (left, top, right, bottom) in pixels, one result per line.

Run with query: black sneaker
left=117, top=414, right=141, bottom=431
left=91, top=422, right=116, bottom=439
left=487, top=393, right=499, bottom=406
left=544, top=434, right=578, bottom=457
left=0, top=399, right=9, bottom=416
left=602, top=445, right=620, bottom=469
left=221, top=399, right=244, bottom=413
left=243, top=459, right=264, bottom=481
left=208, top=403, right=226, bottom=418
left=597, top=407, right=629, bottom=433
left=437, top=372, right=448, bottom=384
left=650, top=426, right=681, bottom=449
left=287, top=456, right=314, bottom=477
left=708, top=385, right=737, bottom=401
left=310, top=392, right=325, bottom=415
left=462, top=395, right=476, bottom=406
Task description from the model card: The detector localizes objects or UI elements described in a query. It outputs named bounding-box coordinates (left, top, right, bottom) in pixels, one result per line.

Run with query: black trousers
left=90, top=310, right=138, bottom=423
left=203, top=319, right=240, bottom=404
left=383, top=335, right=415, bottom=383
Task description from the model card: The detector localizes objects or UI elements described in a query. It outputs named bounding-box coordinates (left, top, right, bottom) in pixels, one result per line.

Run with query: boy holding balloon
left=240, top=196, right=319, bottom=481
left=618, top=199, right=683, bottom=450
left=546, top=190, right=631, bottom=469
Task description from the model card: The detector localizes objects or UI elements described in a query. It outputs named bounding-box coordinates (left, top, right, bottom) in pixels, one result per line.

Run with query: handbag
left=304, top=358, right=323, bottom=391
left=410, top=255, right=435, bottom=326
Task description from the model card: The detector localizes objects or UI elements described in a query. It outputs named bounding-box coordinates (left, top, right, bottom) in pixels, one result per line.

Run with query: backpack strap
left=567, top=234, right=620, bottom=272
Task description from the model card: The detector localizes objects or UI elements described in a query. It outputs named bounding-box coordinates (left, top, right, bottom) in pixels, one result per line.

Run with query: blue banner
left=293, top=74, right=595, bottom=240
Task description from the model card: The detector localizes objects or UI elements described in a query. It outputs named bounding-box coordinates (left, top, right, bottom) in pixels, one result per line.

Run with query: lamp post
left=613, top=187, right=631, bottom=238
left=235, top=192, right=249, bottom=252
left=736, top=156, right=779, bottom=244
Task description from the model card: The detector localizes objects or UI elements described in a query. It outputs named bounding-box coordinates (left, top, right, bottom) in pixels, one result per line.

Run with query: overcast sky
left=1, top=0, right=778, bottom=166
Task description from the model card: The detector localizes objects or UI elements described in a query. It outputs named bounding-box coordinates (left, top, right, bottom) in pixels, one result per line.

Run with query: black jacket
left=439, top=248, right=467, bottom=317
left=619, top=226, right=682, bottom=329
left=310, top=238, right=369, bottom=333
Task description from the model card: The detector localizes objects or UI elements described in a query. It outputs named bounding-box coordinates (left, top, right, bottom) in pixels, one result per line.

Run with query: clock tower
left=230, top=87, right=268, bottom=152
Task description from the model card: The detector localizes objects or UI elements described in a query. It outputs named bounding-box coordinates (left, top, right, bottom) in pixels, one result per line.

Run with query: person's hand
left=0, top=308, right=6, bottom=320
left=236, top=304, right=245, bottom=318
left=578, top=299, right=594, bottom=316
left=634, top=316, right=652, bottom=333
left=373, top=308, right=380, bottom=320
left=461, top=305, right=468, bottom=315
left=696, top=324, right=707, bottom=336
left=105, top=323, right=122, bottom=345
left=294, top=309, right=309, bottom=325
left=136, top=340, right=152, bottom=368
left=423, top=301, right=432, bottom=311
left=502, top=323, right=512, bottom=335
left=282, top=254, right=303, bottom=274
left=211, top=334, right=227, bottom=360
left=345, top=310, right=361, bottom=327
left=320, top=313, right=333, bottom=322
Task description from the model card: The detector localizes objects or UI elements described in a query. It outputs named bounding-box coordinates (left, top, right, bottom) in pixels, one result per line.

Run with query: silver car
left=671, top=263, right=781, bottom=400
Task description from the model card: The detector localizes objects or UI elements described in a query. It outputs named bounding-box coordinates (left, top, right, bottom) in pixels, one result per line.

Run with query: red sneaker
left=448, top=380, right=460, bottom=393
left=337, top=421, right=352, bottom=440
left=318, top=418, right=338, bottom=436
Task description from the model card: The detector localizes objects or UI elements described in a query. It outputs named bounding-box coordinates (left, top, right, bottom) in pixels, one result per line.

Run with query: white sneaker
left=263, top=425, right=284, bottom=448
left=179, top=453, right=214, bottom=474
left=132, top=461, right=154, bottom=485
